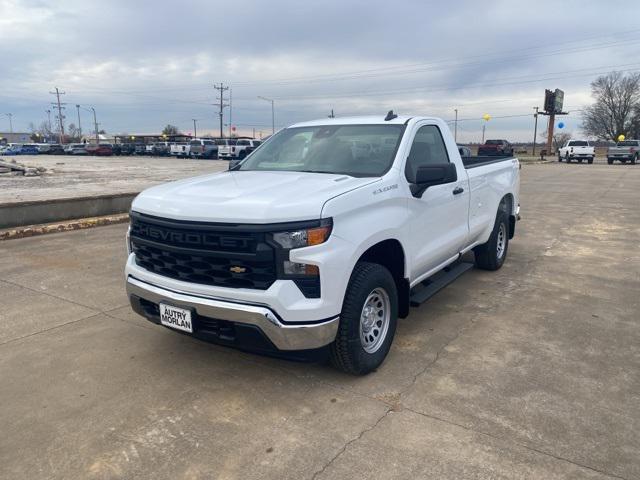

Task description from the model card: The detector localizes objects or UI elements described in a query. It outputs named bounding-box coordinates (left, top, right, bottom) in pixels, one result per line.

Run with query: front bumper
left=126, top=276, right=339, bottom=351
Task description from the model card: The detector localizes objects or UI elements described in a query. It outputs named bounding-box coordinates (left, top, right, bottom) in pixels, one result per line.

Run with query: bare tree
left=582, top=71, right=640, bottom=140
left=553, top=132, right=572, bottom=150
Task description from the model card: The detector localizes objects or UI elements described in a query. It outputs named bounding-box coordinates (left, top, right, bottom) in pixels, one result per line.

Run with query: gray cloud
left=1, top=0, right=639, bottom=140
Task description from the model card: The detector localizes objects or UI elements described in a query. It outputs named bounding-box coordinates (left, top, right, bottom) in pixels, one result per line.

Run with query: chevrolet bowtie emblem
left=229, top=266, right=246, bottom=274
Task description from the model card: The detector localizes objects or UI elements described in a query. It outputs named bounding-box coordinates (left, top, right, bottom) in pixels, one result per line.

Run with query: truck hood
left=131, top=170, right=378, bottom=223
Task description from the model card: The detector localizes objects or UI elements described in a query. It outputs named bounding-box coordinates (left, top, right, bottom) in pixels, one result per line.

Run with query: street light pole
left=532, top=106, right=539, bottom=156
left=258, top=96, right=275, bottom=135
left=76, top=104, right=82, bottom=140
left=192, top=119, right=198, bottom=138
left=454, top=109, right=458, bottom=142
left=4, top=113, right=13, bottom=133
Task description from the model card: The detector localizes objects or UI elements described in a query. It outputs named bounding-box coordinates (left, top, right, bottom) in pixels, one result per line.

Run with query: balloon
left=558, top=122, right=564, bottom=129
left=618, top=134, right=625, bottom=142
left=482, top=114, right=491, bottom=121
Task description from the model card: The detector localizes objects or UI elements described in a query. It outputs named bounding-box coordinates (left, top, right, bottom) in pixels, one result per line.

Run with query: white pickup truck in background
left=607, top=140, right=639, bottom=164
left=125, top=113, right=520, bottom=374
left=558, top=140, right=595, bottom=163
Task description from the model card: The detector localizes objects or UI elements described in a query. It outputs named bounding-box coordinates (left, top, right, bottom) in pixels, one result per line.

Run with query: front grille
left=130, top=213, right=277, bottom=290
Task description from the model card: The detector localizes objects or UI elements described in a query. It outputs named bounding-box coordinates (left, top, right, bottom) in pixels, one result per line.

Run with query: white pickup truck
left=558, top=140, right=595, bottom=163
left=125, top=113, right=520, bottom=374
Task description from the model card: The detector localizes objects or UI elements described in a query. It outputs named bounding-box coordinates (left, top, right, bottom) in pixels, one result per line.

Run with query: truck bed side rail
left=461, top=155, right=515, bottom=169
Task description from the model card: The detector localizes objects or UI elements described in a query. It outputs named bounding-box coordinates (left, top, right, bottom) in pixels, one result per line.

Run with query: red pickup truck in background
left=477, top=139, right=514, bottom=156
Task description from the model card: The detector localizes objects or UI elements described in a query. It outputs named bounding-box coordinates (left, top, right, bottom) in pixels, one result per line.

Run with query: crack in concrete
left=310, top=407, right=392, bottom=480
left=402, top=407, right=630, bottom=480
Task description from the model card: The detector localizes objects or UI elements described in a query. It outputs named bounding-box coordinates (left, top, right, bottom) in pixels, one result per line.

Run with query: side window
left=405, top=125, right=450, bottom=181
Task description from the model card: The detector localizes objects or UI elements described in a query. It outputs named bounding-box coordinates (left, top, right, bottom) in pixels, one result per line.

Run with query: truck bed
left=461, top=155, right=515, bottom=169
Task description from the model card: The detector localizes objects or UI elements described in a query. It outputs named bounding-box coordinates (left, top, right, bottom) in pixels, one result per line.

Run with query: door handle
left=452, top=186, right=464, bottom=195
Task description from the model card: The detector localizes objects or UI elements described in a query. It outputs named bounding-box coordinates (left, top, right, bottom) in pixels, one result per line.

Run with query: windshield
left=237, top=125, right=404, bottom=177
left=568, top=141, right=588, bottom=146
left=617, top=141, right=638, bottom=146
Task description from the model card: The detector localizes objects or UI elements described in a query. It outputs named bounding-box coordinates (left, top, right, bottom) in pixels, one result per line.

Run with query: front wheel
left=565, top=153, right=571, bottom=163
left=632, top=154, right=637, bottom=165
left=474, top=209, right=509, bottom=271
left=588, top=157, right=594, bottom=164
left=330, top=262, right=398, bottom=375
left=607, top=157, right=613, bottom=165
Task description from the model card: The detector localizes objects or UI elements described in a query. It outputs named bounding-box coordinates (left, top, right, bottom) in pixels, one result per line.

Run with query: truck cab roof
left=290, top=115, right=419, bottom=128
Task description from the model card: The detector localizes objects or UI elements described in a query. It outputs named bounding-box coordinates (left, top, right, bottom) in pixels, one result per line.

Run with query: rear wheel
left=330, top=262, right=398, bottom=375
left=607, top=157, right=613, bottom=165
left=588, top=157, right=594, bottom=164
left=474, top=209, right=509, bottom=271
left=632, top=154, right=638, bottom=165
left=578, top=158, right=583, bottom=163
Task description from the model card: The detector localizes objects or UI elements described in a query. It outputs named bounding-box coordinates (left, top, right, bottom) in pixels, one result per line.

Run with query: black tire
left=474, top=208, right=509, bottom=271
left=631, top=154, right=637, bottom=165
left=330, top=262, right=398, bottom=375
left=558, top=154, right=562, bottom=162
left=607, top=157, right=613, bottom=165
left=588, top=157, right=593, bottom=164
left=621, top=159, right=627, bottom=164
left=565, top=153, right=571, bottom=163
left=578, top=158, right=583, bottom=163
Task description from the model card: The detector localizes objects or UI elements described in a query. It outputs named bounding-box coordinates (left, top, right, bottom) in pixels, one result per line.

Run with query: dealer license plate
left=159, top=304, right=193, bottom=333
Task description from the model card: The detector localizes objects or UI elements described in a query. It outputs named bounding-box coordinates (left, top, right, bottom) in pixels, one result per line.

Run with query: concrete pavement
left=0, top=161, right=638, bottom=479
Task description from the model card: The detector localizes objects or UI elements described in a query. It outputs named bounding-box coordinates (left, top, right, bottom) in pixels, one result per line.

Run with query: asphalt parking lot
left=1, top=160, right=639, bottom=479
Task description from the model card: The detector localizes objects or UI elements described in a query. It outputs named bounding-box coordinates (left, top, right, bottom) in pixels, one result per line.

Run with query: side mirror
left=409, top=163, right=457, bottom=197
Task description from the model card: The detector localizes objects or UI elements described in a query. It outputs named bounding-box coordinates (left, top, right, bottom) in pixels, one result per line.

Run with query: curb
left=0, top=213, right=130, bottom=241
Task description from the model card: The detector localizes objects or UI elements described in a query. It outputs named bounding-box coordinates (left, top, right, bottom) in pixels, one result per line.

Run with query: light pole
left=532, top=107, right=539, bottom=156
left=82, top=106, right=99, bottom=144
left=4, top=113, right=13, bottom=133
left=454, top=109, right=458, bottom=142
left=76, top=105, right=82, bottom=140
left=258, top=96, right=275, bottom=135
left=192, top=119, right=198, bottom=138
left=45, top=109, right=52, bottom=135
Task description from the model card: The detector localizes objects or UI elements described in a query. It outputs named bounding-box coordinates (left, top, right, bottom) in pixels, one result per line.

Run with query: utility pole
left=84, top=106, right=99, bottom=144
left=228, top=88, right=232, bottom=138
left=213, top=83, right=229, bottom=138
left=192, top=119, right=198, bottom=138
left=328, top=109, right=335, bottom=118
left=258, top=96, right=275, bottom=135
left=4, top=113, right=13, bottom=133
left=49, top=87, right=66, bottom=143
left=532, top=107, right=539, bottom=156
left=76, top=104, right=82, bottom=140
left=454, top=109, right=458, bottom=142
left=546, top=112, right=555, bottom=155
left=481, top=124, right=486, bottom=144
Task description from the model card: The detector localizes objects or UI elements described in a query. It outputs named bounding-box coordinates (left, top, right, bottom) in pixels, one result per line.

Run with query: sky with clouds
left=1, top=0, right=640, bottom=141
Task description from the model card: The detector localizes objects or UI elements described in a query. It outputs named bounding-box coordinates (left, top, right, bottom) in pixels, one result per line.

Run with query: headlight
left=272, top=222, right=332, bottom=249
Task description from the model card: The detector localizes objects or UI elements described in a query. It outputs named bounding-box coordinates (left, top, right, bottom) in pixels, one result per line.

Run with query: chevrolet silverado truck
left=125, top=113, right=520, bottom=375
left=607, top=140, right=639, bottom=164
left=558, top=140, right=594, bottom=163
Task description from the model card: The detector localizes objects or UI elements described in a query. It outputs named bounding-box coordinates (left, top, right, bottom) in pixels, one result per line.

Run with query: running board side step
left=409, top=262, right=474, bottom=307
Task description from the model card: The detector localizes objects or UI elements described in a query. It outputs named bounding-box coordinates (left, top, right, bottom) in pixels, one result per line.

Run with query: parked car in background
left=118, top=144, right=135, bottom=156
left=558, top=140, right=594, bottom=163
left=134, top=144, right=147, bottom=156
left=14, top=144, right=40, bottom=155
left=234, top=139, right=262, bottom=159
left=65, top=143, right=88, bottom=155
left=477, top=139, right=514, bottom=156
left=151, top=142, right=171, bottom=156
left=170, top=143, right=190, bottom=157
left=607, top=140, right=639, bottom=164
left=457, top=145, right=472, bottom=157
left=36, top=143, right=52, bottom=154
left=189, top=139, right=218, bottom=159
left=216, top=139, right=238, bottom=159
left=47, top=144, right=65, bottom=155
left=3, top=144, right=26, bottom=155
left=93, top=144, right=114, bottom=156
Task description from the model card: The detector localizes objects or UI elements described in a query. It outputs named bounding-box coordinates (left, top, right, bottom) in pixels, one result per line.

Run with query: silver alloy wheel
left=496, top=223, right=506, bottom=259
left=359, top=288, right=391, bottom=354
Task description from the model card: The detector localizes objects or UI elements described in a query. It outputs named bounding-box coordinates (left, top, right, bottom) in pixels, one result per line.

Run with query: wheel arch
left=356, top=239, right=410, bottom=318
left=500, top=193, right=516, bottom=239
